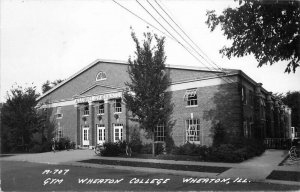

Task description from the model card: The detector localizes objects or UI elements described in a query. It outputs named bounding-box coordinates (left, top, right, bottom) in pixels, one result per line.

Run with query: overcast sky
left=1, top=0, right=299, bottom=102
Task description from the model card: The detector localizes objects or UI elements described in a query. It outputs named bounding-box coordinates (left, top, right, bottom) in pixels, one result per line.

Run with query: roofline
left=238, top=70, right=274, bottom=98
left=37, top=58, right=238, bottom=101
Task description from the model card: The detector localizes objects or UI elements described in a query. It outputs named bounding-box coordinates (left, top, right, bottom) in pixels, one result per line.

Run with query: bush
left=207, top=138, right=266, bottom=163
left=169, top=138, right=265, bottom=163
left=29, top=144, right=43, bottom=153
left=55, top=137, right=72, bottom=150
left=100, top=141, right=127, bottom=156
left=129, top=127, right=143, bottom=153
left=29, top=141, right=52, bottom=153
left=171, top=142, right=210, bottom=158
left=140, top=143, right=152, bottom=154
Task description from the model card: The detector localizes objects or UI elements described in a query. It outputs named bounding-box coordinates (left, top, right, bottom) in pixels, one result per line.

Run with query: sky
left=1, top=0, right=299, bottom=102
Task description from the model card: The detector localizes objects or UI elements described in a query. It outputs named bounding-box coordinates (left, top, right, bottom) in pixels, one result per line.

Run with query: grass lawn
left=116, top=153, right=205, bottom=162
left=266, top=170, right=300, bottom=182
left=79, top=158, right=230, bottom=173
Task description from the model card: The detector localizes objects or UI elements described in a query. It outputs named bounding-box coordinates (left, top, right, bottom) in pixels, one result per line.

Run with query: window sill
left=97, top=113, right=104, bottom=116
left=187, top=141, right=201, bottom=145
left=186, top=105, right=198, bottom=108
left=114, top=112, right=122, bottom=114
left=82, top=115, right=89, bottom=117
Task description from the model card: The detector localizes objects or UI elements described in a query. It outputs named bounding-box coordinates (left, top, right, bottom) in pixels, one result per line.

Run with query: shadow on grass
left=79, top=158, right=230, bottom=173
left=266, top=170, right=300, bottom=182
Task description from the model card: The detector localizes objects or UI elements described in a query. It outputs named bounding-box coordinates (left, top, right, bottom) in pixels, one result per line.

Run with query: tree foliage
left=123, top=32, right=173, bottom=155
left=281, top=91, right=300, bottom=128
left=206, top=0, right=300, bottom=73
left=42, top=79, right=64, bottom=94
left=1, top=85, right=41, bottom=152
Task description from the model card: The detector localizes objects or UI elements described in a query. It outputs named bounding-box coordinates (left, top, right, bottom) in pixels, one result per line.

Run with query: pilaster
left=104, top=99, right=111, bottom=142
left=89, top=101, right=95, bottom=147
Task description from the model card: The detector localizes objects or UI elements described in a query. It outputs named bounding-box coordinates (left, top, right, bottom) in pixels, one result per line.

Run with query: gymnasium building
left=37, top=59, right=291, bottom=148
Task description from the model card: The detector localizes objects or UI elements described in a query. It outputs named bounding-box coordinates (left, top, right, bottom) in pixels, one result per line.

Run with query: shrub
left=29, top=144, right=43, bottom=153
left=69, top=141, right=76, bottom=149
left=129, top=127, right=143, bottom=153
left=171, top=142, right=210, bottom=157
left=129, top=139, right=143, bottom=153
left=170, top=138, right=265, bottom=163
left=56, top=137, right=71, bottom=150
left=100, top=142, right=124, bottom=156
left=28, top=141, right=52, bottom=153
left=140, top=143, right=152, bottom=154
left=206, top=138, right=266, bottom=163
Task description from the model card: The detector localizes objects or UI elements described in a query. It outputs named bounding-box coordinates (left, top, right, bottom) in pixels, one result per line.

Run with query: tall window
left=114, top=98, right=122, bottom=113
left=186, top=119, right=200, bottom=144
left=83, top=105, right=89, bottom=116
left=242, top=86, right=247, bottom=105
left=155, top=124, right=165, bottom=142
left=249, top=90, right=254, bottom=106
left=56, top=122, right=63, bottom=139
left=114, top=123, right=123, bottom=142
left=96, top=71, right=107, bottom=81
left=56, top=106, right=63, bottom=119
left=184, top=89, right=197, bottom=106
left=98, top=100, right=104, bottom=114
left=243, top=121, right=248, bottom=137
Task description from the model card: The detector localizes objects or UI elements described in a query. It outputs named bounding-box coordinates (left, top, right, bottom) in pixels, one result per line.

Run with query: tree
left=1, top=85, right=41, bottom=152
left=123, top=32, right=173, bottom=156
left=281, top=91, right=300, bottom=129
left=206, top=0, right=300, bottom=73
left=42, top=79, right=64, bottom=94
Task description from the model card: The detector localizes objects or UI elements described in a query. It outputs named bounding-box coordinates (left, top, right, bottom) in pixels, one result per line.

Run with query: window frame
left=242, top=86, right=247, bottom=105
left=98, top=100, right=105, bottom=115
left=83, top=105, right=89, bottom=116
left=184, top=89, right=198, bottom=107
left=56, top=106, right=63, bottom=119
left=56, top=122, right=63, bottom=140
left=96, top=71, right=107, bottom=81
left=113, top=123, right=123, bottom=142
left=114, top=98, right=122, bottom=113
left=154, top=124, right=165, bottom=142
left=185, top=119, right=200, bottom=144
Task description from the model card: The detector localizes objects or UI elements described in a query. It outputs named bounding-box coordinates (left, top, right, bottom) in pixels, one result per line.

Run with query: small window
left=96, top=71, right=107, bottom=81
left=184, top=89, right=197, bottom=106
left=98, top=100, right=105, bottom=114
left=186, top=119, right=200, bottom=144
left=56, top=107, right=63, bottom=119
left=114, top=99, right=122, bottom=113
left=83, top=105, right=89, bottom=116
left=155, top=124, right=165, bottom=142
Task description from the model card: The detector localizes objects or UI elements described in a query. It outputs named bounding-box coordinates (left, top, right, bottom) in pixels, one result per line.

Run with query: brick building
left=37, top=59, right=291, bottom=148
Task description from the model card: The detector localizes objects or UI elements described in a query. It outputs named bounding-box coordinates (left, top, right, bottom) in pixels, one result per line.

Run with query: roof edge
left=37, top=58, right=237, bottom=101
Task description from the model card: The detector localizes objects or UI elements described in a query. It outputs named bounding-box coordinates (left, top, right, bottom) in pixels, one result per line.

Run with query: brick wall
left=170, top=82, right=241, bottom=146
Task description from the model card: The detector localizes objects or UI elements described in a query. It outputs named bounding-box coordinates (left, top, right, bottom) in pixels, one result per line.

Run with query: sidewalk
left=0, top=149, right=95, bottom=164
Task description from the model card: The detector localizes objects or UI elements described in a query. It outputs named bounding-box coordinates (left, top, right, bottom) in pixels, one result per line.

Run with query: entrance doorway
left=82, top=127, right=89, bottom=146
left=96, top=124, right=105, bottom=145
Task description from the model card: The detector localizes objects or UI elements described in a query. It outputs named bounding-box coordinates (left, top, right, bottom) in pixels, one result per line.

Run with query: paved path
left=0, top=149, right=95, bottom=164
left=218, top=150, right=291, bottom=181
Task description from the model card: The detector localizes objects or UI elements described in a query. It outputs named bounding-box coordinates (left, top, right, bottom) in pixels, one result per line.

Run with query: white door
left=113, top=124, right=123, bottom=142
left=97, top=125, right=105, bottom=145
left=82, top=127, right=89, bottom=146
